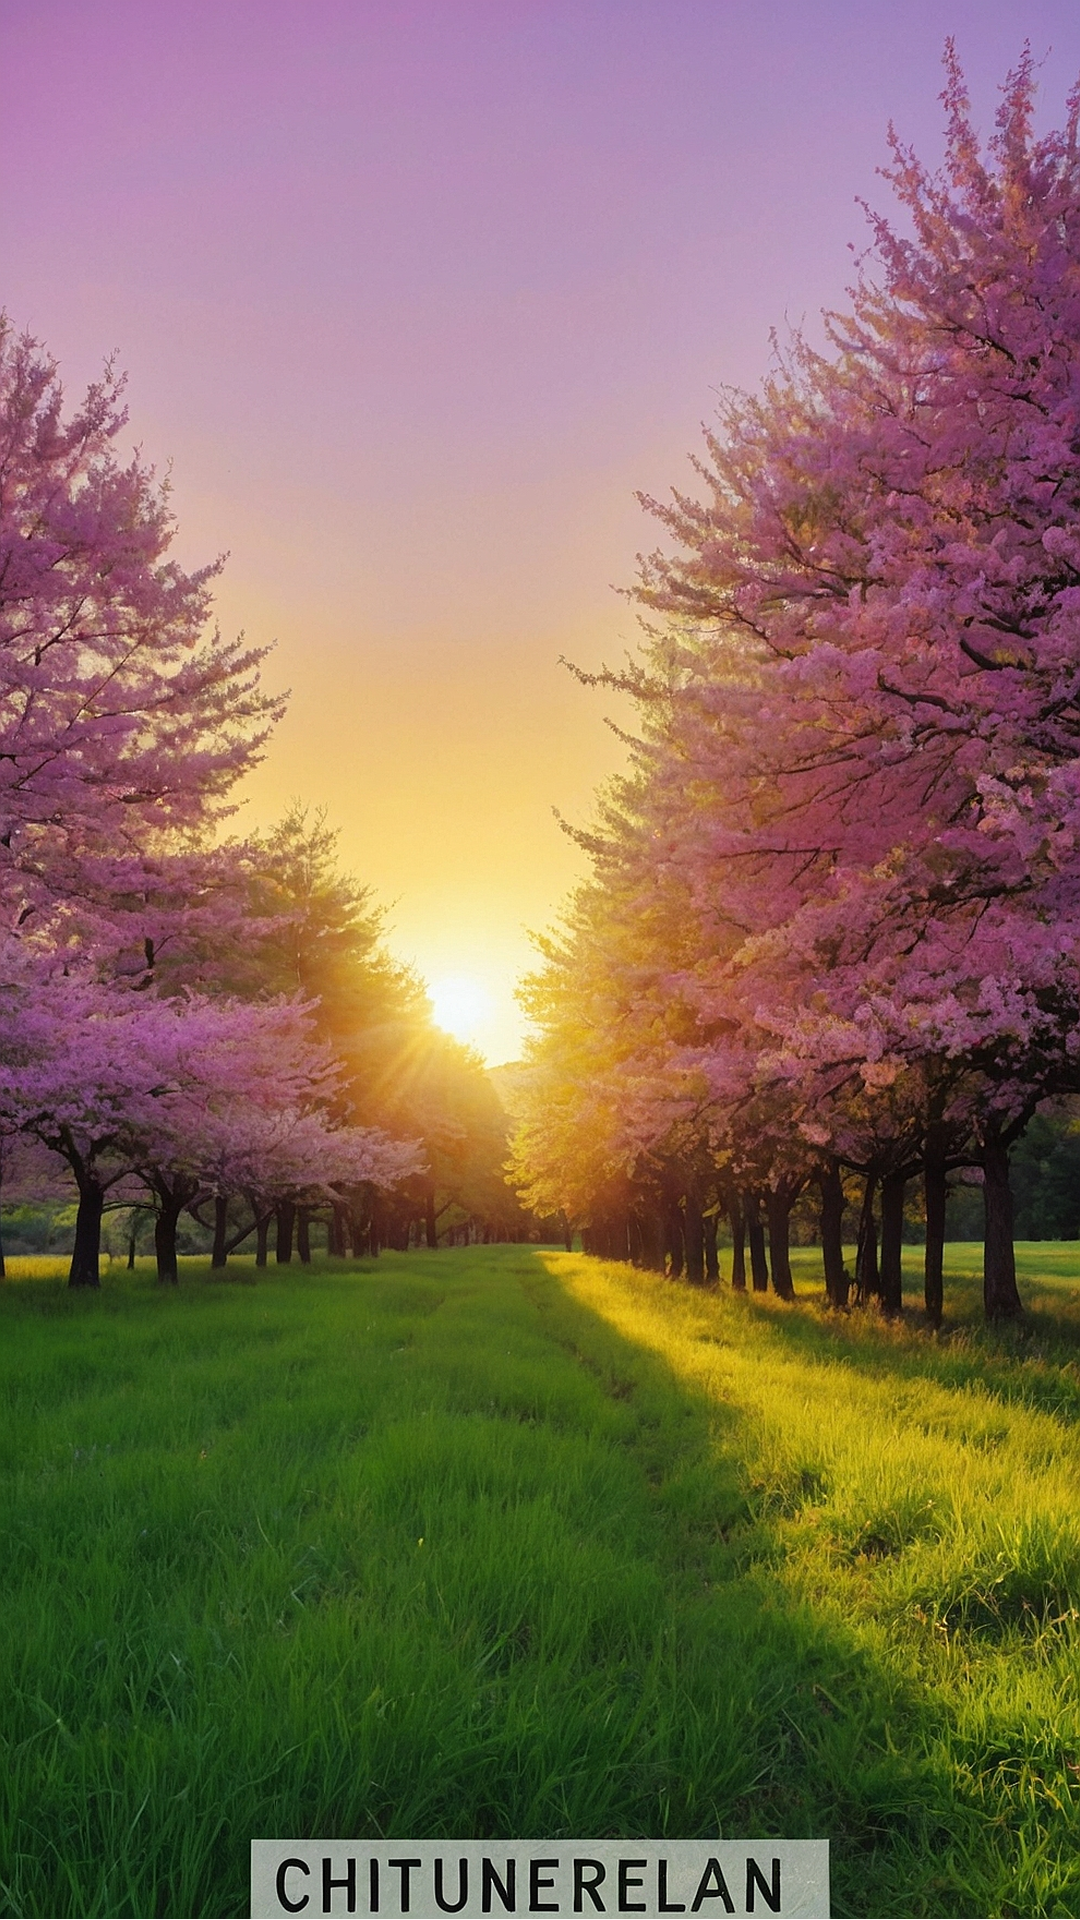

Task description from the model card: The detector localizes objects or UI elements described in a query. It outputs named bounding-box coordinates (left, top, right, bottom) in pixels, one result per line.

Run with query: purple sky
left=4, top=0, right=1079, bottom=1058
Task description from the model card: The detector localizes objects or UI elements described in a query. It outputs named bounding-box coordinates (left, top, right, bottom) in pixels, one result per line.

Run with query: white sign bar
left=251, top=1839, right=829, bottom=1920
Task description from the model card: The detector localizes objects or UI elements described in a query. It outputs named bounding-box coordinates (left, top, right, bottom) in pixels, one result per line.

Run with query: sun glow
left=428, top=973, right=492, bottom=1046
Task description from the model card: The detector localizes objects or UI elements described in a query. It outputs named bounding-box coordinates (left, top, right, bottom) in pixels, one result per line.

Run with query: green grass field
left=4, top=1244, right=1080, bottom=1918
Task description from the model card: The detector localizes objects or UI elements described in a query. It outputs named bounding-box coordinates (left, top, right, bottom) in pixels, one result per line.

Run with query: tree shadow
left=510, top=1250, right=1047, bottom=1919
left=719, top=1260, right=1080, bottom=1432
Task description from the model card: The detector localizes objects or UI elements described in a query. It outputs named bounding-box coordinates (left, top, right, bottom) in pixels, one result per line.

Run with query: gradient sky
left=4, top=0, right=1080, bottom=1060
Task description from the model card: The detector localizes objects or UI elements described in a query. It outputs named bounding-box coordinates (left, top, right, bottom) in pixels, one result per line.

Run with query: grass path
left=3, top=1246, right=1080, bottom=1915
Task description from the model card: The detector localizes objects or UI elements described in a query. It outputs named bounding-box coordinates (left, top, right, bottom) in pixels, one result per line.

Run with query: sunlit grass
left=3, top=1254, right=216, bottom=1283
left=552, top=1244, right=1080, bottom=1920
left=4, top=1253, right=75, bottom=1281
left=4, top=1244, right=1080, bottom=1915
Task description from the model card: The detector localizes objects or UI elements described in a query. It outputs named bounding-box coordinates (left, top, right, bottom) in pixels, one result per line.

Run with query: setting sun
left=428, top=972, right=491, bottom=1045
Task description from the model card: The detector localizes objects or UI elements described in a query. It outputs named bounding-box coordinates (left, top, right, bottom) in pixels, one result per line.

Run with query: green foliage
left=0, top=1203, right=77, bottom=1255
left=222, top=806, right=527, bottom=1241
left=1011, top=1114, right=1080, bottom=1240
left=936, top=1111, right=1080, bottom=1243
left=4, top=1246, right=1080, bottom=1915
left=238, top=805, right=425, bottom=1064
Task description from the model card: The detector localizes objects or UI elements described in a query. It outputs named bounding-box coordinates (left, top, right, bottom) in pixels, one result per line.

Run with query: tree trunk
left=665, top=1203, right=684, bottom=1279
left=127, top=1229, right=137, bottom=1270
left=211, top=1194, right=228, bottom=1270
left=924, top=1138, right=947, bottom=1330
left=155, top=1198, right=183, bottom=1285
left=766, top=1184, right=796, bottom=1300
left=879, top=1172, right=905, bottom=1317
left=296, top=1207, right=311, bottom=1264
left=704, top=1210, right=719, bottom=1284
left=729, top=1196, right=746, bottom=1291
left=275, top=1201, right=295, bottom=1264
left=255, top=1212, right=269, bottom=1268
left=636, top=1208, right=664, bottom=1272
left=68, top=1177, right=104, bottom=1288
left=425, top=1185, right=438, bottom=1249
left=819, top=1160, right=848, bottom=1309
left=983, top=1135, right=1024, bottom=1321
left=855, top=1174, right=879, bottom=1305
left=746, top=1192, right=769, bottom=1292
left=683, top=1186, right=706, bottom=1286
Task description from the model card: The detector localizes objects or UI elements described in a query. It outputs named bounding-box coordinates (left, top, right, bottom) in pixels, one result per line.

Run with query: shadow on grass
left=0, top=1245, right=1067, bottom=1917
left=506, top=1254, right=1020, bottom=1920
left=705, top=1253, right=1080, bottom=1433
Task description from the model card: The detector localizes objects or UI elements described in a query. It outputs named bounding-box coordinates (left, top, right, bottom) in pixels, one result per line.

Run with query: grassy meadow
left=4, top=1245, right=1080, bottom=1917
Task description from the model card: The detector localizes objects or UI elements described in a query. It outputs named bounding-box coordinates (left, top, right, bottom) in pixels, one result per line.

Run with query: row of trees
left=0, top=320, right=527, bottom=1283
left=512, top=53, right=1080, bottom=1324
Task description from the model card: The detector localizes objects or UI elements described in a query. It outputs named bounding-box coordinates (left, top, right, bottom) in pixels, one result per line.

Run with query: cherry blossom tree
left=0, top=320, right=284, bottom=952
left=516, top=52, right=1080, bottom=1323
left=0, top=972, right=160, bottom=1284
left=0, top=326, right=450, bottom=1274
left=0, top=974, right=422, bottom=1285
left=126, top=995, right=422, bottom=1279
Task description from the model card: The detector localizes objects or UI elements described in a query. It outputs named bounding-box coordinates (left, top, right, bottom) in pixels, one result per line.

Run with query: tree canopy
left=0, top=327, right=526, bottom=1283
left=513, top=50, right=1080, bottom=1322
